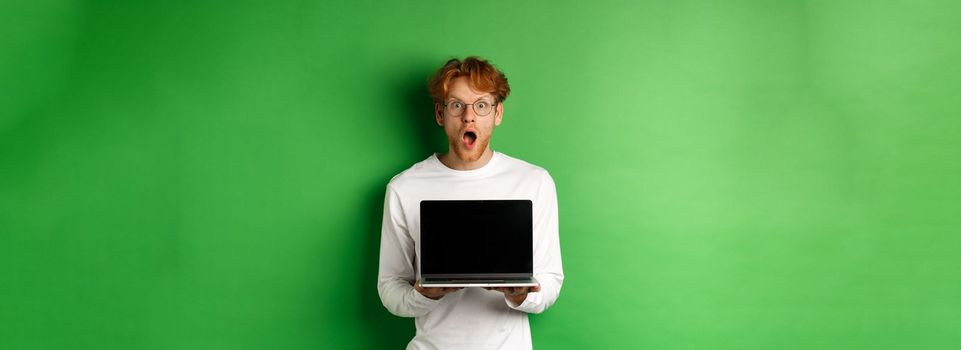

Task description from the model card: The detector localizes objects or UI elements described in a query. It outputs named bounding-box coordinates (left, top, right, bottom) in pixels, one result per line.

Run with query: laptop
left=419, top=199, right=539, bottom=288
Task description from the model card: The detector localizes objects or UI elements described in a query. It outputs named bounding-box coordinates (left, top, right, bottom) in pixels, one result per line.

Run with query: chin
left=447, top=135, right=490, bottom=163
left=453, top=148, right=483, bottom=162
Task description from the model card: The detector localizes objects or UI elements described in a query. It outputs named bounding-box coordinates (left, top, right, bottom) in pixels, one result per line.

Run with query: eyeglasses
left=443, top=99, right=497, bottom=117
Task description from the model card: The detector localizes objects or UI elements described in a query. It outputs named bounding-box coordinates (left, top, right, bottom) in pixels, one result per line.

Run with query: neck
left=438, top=148, right=495, bottom=170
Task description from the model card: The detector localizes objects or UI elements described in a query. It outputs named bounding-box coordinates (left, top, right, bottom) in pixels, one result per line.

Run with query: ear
left=435, top=103, right=444, bottom=126
left=494, top=102, right=504, bottom=127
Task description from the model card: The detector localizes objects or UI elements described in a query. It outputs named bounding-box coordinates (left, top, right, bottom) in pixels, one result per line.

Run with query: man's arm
left=502, top=171, right=564, bottom=313
left=377, top=185, right=444, bottom=317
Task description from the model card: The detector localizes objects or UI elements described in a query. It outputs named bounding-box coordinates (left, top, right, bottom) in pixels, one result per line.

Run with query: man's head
left=428, top=57, right=511, bottom=164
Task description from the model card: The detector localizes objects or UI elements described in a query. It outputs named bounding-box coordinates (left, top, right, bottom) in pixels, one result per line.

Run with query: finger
left=532, top=284, right=541, bottom=293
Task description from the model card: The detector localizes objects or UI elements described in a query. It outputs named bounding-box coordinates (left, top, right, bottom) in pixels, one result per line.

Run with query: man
left=378, top=56, right=563, bottom=349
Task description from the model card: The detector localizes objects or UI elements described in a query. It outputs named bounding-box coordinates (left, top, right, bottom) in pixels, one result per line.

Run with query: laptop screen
left=420, top=200, right=533, bottom=278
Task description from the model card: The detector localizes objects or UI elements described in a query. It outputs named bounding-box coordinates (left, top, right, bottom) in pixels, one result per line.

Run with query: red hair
left=428, top=56, right=511, bottom=104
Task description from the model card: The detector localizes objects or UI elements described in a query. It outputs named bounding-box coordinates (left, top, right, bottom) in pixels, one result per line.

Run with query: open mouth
left=463, top=131, right=477, bottom=148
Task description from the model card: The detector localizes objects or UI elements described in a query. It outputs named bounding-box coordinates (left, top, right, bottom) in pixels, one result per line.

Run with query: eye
left=451, top=101, right=465, bottom=109
left=476, top=101, right=489, bottom=109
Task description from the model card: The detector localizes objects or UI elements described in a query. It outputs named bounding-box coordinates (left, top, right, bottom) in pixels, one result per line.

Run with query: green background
left=2, top=0, right=960, bottom=349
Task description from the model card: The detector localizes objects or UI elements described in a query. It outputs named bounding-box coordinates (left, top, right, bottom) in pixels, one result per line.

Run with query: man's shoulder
left=386, top=154, right=438, bottom=190
left=497, top=152, right=552, bottom=178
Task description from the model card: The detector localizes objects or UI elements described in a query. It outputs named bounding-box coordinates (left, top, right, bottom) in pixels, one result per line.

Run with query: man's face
left=435, top=77, right=503, bottom=162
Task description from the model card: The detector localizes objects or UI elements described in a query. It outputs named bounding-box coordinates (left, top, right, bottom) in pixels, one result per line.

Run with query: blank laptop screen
left=420, top=200, right=533, bottom=277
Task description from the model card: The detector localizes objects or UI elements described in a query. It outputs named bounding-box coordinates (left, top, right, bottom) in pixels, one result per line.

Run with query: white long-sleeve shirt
left=378, top=151, right=564, bottom=350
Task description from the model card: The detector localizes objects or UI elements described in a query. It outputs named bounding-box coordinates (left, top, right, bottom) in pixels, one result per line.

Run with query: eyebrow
left=447, top=96, right=495, bottom=103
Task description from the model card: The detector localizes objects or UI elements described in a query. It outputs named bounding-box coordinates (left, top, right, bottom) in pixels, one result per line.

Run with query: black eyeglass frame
left=442, top=99, right=498, bottom=117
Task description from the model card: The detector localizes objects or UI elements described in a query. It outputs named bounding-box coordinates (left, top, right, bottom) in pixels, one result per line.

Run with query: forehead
left=447, top=77, right=494, bottom=101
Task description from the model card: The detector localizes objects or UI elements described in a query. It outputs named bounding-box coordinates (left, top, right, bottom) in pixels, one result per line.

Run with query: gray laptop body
left=419, top=200, right=539, bottom=287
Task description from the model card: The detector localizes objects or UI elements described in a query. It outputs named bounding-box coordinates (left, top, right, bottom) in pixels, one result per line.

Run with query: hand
left=485, top=284, right=541, bottom=305
left=414, top=280, right=463, bottom=300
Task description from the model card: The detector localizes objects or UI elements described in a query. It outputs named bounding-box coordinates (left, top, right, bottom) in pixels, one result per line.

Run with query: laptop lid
left=420, top=200, right=533, bottom=280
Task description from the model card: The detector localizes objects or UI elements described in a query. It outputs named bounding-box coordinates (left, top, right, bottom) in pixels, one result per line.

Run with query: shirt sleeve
left=507, top=170, right=564, bottom=313
left=377, top=185, right=440, bottom=317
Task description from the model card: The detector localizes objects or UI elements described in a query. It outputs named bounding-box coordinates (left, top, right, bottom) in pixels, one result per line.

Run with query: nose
left=461, top=106, right=476, bottom=123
